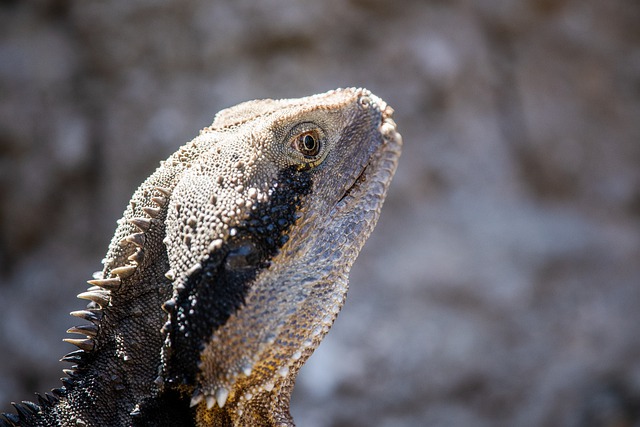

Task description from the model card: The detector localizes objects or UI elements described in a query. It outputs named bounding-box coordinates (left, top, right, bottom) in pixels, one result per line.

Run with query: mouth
left=337, top=160, right=369, bottom=205
left=336, top=103, right=401, bottom=208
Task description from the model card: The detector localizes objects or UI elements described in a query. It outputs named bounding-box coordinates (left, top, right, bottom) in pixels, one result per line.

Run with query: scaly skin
left=2, top=88, right=402, bottom=427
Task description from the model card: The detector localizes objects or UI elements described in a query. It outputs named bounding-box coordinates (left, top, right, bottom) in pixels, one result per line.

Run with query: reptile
left=1, top=87, right=402, bottom=427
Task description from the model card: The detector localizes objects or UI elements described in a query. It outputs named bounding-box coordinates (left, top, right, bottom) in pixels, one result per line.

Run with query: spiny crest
left=0, top=399, right=47, bottom=426
left=21, top=183, right=179, bottom=423
left=0, top=182, right=176, bottom=424
left=61, top=185, right=172, bottom=357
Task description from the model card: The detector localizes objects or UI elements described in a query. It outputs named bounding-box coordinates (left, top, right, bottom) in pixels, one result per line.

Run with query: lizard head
left=157, top=87, right=402, bottom=424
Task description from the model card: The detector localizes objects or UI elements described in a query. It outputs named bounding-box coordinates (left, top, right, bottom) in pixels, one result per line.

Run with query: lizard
left=1, top=87, right=402, bottom=427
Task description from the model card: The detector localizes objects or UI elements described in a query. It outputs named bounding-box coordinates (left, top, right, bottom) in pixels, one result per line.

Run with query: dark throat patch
left=161, top=166, right=312, bottom=387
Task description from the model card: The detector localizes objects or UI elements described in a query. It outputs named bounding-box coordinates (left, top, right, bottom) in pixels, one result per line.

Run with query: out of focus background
left=1, top=1, right=639, bottom=426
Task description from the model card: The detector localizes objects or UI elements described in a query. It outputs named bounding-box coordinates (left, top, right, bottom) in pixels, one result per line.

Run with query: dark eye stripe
left=161, top=166, right=312, bottom=386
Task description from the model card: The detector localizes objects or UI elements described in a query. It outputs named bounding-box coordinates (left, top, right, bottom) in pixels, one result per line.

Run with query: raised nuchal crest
left=2, top=88, right=402, bottom=427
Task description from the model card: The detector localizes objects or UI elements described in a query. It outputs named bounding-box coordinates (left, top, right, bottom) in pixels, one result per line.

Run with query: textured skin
left=1, top=88, right=402, bottom=427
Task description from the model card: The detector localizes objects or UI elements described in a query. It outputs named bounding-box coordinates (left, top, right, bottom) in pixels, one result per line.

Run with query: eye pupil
left=295, top=132, right=320, bottom=156
left=303, top=135, right=315, bottom=150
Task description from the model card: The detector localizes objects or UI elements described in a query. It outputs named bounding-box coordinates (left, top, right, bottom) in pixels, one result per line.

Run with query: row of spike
left=61, top=186, right=171, bottom=354
left=0, top=391, right=62, bottom=426
left=0, top=400, right=39, bottom=426
left=0, top=187, right=173, bottom=425
left=189, top=386, right=230, bottom=410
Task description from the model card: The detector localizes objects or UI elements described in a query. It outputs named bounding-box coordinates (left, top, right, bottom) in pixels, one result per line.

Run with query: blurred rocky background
left=1, top=0, right=639, bottom=426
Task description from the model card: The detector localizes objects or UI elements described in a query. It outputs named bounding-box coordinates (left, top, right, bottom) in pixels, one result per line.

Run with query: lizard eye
left=292, top=130, right=321, bottom=157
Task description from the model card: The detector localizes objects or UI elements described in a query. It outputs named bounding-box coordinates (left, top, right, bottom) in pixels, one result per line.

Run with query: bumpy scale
left=2, top=88, right=402, bottom=427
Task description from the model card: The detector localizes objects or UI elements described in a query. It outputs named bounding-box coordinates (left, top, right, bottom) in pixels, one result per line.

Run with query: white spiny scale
left=215, top=387, right=229, bottom=408
left=186, top=263, right=201, bottom=275
left=207, top=239, right=223, bottom=252
left=130, top=404, right=141, bottom=417
left=205, top=395, right=216, bottom=410
left=241, top=364, right=252, bottom=376
left=277, top=366, right=289, bottom=377
left=190, top=392, right=204, bottom=408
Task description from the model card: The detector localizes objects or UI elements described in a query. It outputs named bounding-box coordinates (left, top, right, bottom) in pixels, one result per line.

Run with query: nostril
left=358, top=96, right=372, bottom=108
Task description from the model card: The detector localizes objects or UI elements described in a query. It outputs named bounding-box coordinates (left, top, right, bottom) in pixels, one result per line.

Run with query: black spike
left=12, top=402, right=36, bottom=419
left=154, top=375, right=164, bottom=387
left=70, top=309, right=102, bottom=324
left=35, top=393, right=49, bottom=409
left=44, top=393, right=59, bottom=405
left=161, top=299, right=176, bottom=313
left=0, top=412, right=20, bottom=426
left=161, top=321, right=171, bottom=334
left=60, top=349, right=85, bottom=364
left=20, top=402, right=39, bottom=414
left=66, top=324, right=98, bottom=337
left=62, top=368, right=77, bottom=378
left=51, top=388, right=67, bottom=398
left=35, top=395, right=45, bottom=407
left=61, top=377, right=74, bottom=388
